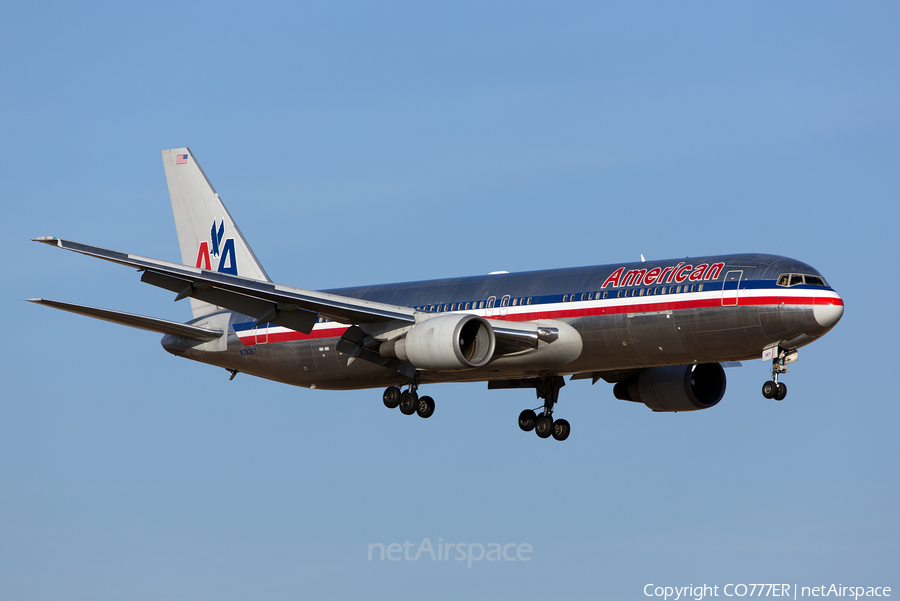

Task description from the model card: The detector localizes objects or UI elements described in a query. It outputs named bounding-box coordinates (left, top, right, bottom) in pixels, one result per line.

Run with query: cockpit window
left=777, top=273, right=828, bottom=287
left=804, top=275, right=827, bottom=287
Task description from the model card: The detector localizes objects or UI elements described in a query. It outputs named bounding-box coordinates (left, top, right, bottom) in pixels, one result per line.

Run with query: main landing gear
left=762, top=348, right=798, bottom=401
left=517, top=376, right=570, bottom=442
left=383, top=379, right=435, bottom=419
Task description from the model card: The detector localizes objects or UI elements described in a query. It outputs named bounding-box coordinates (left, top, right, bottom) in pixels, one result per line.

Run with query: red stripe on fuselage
left=236, top=294, right=842, bottom=346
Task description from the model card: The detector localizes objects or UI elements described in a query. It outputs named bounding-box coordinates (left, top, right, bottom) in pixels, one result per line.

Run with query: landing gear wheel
left=399, top=391, right=419, bottom=415
left=762, top=381, right=777, bottom=399
left=774, top=382, right=787, bottom=401
left=518, top=409, right=537, bottom=432
left=534, top=415, right=554, bottom=439
left=383, top=386, right=402, bottom=409
left=552, top=419, right=571, bottom=441
left=416, top=395, right=435, bottom=418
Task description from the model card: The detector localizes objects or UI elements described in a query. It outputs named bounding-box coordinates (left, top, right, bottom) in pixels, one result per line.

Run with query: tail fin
left=161, top=148, right=271, bottom=318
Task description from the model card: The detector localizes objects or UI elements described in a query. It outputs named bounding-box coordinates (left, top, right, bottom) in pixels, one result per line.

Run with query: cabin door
left=721, top=270, right=743, bottom=306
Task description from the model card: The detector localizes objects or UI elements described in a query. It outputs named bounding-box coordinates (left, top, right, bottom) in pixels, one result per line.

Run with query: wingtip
left=32, top=236, right=60, bottom=246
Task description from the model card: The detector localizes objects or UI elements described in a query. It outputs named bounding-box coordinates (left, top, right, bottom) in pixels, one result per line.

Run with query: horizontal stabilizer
left=26, top=298, right=224, bottom=341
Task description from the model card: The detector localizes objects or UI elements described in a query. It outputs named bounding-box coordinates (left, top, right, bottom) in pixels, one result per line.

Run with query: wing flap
left=140, top=271, right=319, bottom=334
left=26, top=298, right=223, bottom=341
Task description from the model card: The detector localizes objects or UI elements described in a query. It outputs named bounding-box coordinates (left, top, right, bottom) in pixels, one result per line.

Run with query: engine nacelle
left=380, top=314, right=496, bottom=370
left=613, top=363, right=726, bottom=412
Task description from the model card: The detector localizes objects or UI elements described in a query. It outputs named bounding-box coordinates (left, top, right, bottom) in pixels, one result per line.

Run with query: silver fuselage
left=162, top=252, right=843, bottom=391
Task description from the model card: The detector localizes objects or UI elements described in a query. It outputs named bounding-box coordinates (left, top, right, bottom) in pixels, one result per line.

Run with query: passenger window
left=790, top=274, right=804, bottom=286
left=588, top=292, right=594, bottom=300
left=602, top=291, right=608, bottom=299
left=527, top=297, right=532, bottom=305
left=562, top=294, right=568, bottom=302
left=511, top=298, right=518, bottom=306
left=450, top=303, right=456, bottom=311
left=479, top=301, right=485, bottom=309
left=464, top=302, right=470, bottom=310
left=698, top=284, right=703, bottom=292
left=581, top=293, right=586, bottom=301
left=676, top=286, right=681, bottom=294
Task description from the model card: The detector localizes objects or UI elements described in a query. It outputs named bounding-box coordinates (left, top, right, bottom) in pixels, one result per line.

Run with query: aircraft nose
left=814, top=294, right=844, bottom=328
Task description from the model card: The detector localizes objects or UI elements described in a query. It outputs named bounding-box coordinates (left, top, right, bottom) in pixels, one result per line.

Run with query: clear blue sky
left=2, top=2, right=898, bottom=600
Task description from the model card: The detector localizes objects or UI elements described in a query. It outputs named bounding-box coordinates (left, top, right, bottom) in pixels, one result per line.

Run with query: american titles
left=601, top=262, right=725, bottom=289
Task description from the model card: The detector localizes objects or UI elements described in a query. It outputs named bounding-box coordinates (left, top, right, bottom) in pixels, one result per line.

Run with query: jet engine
left=379, top=314, right=496, bottom=370
left=613, top=363, right=726, bottom=412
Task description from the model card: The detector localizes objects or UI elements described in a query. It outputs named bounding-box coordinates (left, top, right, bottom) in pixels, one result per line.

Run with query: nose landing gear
left=762, top=380, right=787, bottom=401
left=762, top=348, right=797, bottom=401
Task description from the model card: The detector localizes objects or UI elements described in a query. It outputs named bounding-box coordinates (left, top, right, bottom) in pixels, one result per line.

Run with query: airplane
left=28, top=148, right=844, bottom=441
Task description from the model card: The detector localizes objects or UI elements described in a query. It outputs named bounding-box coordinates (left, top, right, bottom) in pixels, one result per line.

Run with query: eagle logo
left=195, top=219, right=237, bottom=275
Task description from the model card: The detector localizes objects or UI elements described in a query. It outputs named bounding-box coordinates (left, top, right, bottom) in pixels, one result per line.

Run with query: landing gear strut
left=515, top=376, right=570, bottom=441
left=762, top=348, right=796, bottom=401
left=383, top=377, right=435, bottom=419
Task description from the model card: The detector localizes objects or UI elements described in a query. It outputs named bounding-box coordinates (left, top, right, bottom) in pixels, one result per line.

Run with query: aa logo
left=195, top=219, right=238, bottom=275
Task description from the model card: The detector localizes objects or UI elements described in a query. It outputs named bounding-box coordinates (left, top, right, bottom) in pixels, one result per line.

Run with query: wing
left=33, top=236, right=416, bottom=335
left=26, top=298, right=223, bottom=341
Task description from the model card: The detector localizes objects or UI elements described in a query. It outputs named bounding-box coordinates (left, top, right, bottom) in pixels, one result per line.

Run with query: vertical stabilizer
left=162, top=148, right=272, bottom=318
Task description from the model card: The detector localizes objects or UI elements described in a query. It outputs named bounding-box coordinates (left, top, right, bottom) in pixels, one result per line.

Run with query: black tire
left=416, top=395, right=435, bottom=418
left=399, top=391, right=419, bottom=415
left=774, top=382, right=787, bottom=401
left=534, top=415, right=553, bottom=439
left=762, top=381, right=777, bottom=399
left=552, top=418, right=571, bottom=441
left=383, top=386, right=402, bottom=409
left=518, top=409, right=537, bottom=432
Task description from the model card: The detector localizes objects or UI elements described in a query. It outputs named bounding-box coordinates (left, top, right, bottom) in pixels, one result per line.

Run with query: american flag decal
left=176, top=154, right=188, bottom=165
